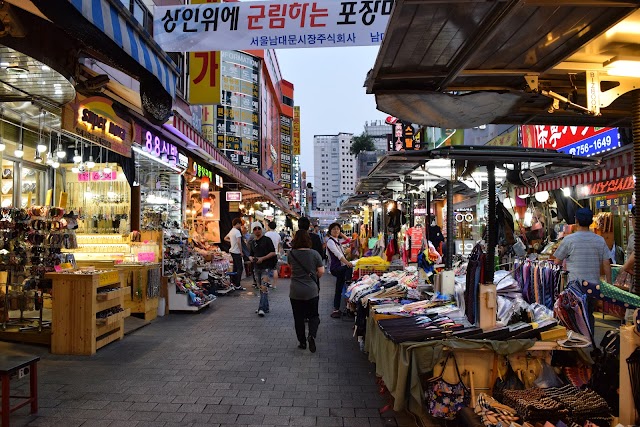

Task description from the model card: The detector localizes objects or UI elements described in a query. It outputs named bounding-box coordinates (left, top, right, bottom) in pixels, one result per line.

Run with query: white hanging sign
left=154, top=0, right=394, bottom=52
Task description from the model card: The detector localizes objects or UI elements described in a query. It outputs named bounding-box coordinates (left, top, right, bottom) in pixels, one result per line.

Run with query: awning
left=515, top=146, right=634, bottom=197
left=246, top=169, right=284, bottom=193
left=66, top=0, right=178, bottom=99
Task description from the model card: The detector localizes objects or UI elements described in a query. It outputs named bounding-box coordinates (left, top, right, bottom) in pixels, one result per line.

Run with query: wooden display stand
left=619, top=325, right=639, bottom=425
left=116, top=264, right=161, bottom=321
left=47, top=270, right=130, bottom=355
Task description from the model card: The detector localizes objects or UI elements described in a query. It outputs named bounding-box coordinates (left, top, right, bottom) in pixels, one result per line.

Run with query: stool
left=0, top=355, right=39, bottom=426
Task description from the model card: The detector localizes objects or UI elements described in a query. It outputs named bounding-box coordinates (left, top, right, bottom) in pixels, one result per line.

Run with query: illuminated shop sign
left=62, top=95, right=132, bottom=157
left=579, top=176, right=634, bottom=197
left=522, top=125, right=620, bottom=156
left=77, top=171, right=117, bottom=181
left=215, top=174, right=224, bottom=188
left=141, top=129, right=188, bottom=169
left=596, top=193, right=633, bottom=209
left=226, top=191, right=242, bottom=202
left=190, top=159, right=214, bottom=180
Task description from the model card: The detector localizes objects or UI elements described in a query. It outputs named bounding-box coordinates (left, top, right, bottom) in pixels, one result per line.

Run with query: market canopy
left=366, top=0, right=640, bottom=128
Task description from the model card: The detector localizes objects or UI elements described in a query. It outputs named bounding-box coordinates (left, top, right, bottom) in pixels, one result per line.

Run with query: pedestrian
left=265, top=221, right=282, bottom=289
left=223, top=218, right=245, bottom=291
left=298, top=217, right=324, bottom=258
left=553, top=207, right=611, bottom=331
left=241, top=223, right=257, bottom=288
left=288, top=229, right=324, bottom=352
left=249, top=222, right=277, bottom=316
left=326, top=222, right=355, bottom=318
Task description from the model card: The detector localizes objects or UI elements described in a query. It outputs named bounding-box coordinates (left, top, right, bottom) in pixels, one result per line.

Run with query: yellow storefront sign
left=293, top=106, right=301, bottom=155
left=188, top=0, right=221, bottom=105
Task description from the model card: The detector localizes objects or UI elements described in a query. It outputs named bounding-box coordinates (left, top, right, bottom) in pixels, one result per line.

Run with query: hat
left=251, top=222, right=263, bottom=231
left=575, top=208, right=593, bottom=226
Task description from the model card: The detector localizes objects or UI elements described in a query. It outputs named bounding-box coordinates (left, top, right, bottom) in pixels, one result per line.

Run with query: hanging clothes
left=513, top=259, right=564, bottom=310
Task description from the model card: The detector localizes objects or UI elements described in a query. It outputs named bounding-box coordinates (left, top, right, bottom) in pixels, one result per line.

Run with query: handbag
left=288, top=250, right=319, bottom=291
left=424, top=352, right=470, bottom=420
left=492, top=357, right=524, bottom=403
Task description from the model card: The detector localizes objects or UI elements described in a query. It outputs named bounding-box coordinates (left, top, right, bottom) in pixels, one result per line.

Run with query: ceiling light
left=86, top=155, right=95, bottom=169
left=52, top=160, right=60, bottom=168
left=534, top=191, right=549, bottom=203
left=73, top=149, right=81, bottom=163
left=37, top=140, right=47, bottom=153
left=103, top=164, right=112, bottom=174
left=14, top=144, right=23, bottom=158
left=562, top=187, right=571, bottom=197
left=45, top=152, right=53, bottom=165
left=71, top=165, right=79, bottom=173
left=56, top=143, right=66, bottom=159
left=0, top=141, right=5, bottom=152
left=603, top=56, right=640, bottom=77
left=41, top=65, right=50, bottom=71
left=34, top=152, right=43, bottom=163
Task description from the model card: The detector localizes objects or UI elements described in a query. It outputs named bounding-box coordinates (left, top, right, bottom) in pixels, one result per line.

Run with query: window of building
left=120, top=0, right=153, bottom=34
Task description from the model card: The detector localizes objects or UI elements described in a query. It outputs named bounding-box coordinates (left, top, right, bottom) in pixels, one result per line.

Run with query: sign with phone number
left=559, top=128, right=620, bottom=157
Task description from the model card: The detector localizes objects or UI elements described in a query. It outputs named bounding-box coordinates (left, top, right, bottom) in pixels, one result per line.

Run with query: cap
left=251, top=222, right=263, bottom=231
left=575, top=208, right=593, bottom=225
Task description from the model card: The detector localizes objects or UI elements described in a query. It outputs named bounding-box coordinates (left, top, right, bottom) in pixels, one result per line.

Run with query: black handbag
left=288, top=250, right=319, bottom=291
left=492, top=357, right=524, bottom=403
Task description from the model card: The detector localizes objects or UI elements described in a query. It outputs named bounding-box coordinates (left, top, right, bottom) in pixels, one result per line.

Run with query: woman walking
left=288, top=230, right=324, bottom=352
left=326, top=222, right=354, bottom=318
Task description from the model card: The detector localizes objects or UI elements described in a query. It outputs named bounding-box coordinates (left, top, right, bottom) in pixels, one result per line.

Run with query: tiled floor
left=1, top=273, right=417, bottom=427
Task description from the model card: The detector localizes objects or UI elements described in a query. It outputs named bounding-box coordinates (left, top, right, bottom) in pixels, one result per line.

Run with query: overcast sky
left=275, top=46, right=388, bottom=182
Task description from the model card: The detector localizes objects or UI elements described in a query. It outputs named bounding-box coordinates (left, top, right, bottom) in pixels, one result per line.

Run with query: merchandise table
left=364, top=312, right=575, bottom=421
left=0, top=355, right=39, bottom=427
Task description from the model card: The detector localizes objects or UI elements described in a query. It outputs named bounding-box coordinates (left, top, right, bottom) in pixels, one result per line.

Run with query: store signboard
left=595, top=193, right=633, bottom=209
left=77, top=171, right=118, bottom=181
left=293, top=106, right=300, bottom=155
left=226, top=191, right=242, bottom=201
left=402, top=123, right=419, bottom=150
left=215, top=174, right=224, bottom=188
left=521, top=125, right=619, bottom=156
left=578, top=176, right=634, bottom=197
left=557, top=128, right=621, bottom=157
left=189, top=158, right=214, bottom=180
left=188, top=0, right=221, bottom=105
left=280, top=114, right=292, bottom=189
left=62, top=95, right=132, bottom=157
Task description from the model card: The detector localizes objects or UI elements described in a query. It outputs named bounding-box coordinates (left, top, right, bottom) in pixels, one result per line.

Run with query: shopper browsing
left=288, top=229, right=324, bottom=352
left=553, top=208, right=612, bottom=284
left=224, top=218, right=245, bottom=291
left=249, top=222, right=277, bottom=316
left=326, top=222, right=355, bottom=318
left=298, top=217, right=324, bottom=258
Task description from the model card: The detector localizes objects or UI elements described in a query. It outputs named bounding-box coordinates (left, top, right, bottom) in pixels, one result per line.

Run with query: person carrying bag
left=288, top=230, right=324, bottom=353
left=326, top=222, right=355, bottom=318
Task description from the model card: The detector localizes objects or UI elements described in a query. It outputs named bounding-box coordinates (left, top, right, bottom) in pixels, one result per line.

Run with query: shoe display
left=258, top=309, right=265, bottom=317
left=308, top=336, right=316, bottom=353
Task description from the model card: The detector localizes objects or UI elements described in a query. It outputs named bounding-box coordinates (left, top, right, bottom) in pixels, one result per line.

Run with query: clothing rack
left=513, top=258, right=568, bottom=310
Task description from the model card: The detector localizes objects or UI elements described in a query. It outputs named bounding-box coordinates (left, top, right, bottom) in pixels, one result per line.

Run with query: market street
left=1, top=274, right=416, bottom=427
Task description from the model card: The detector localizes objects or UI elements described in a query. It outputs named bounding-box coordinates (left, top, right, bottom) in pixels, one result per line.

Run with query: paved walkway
left=1, top=273, right=417, bottom=427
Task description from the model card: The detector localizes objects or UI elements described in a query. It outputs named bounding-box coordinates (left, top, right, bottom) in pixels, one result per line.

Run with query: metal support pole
left=446, top=180, right=454, bottom=269
left=485, top=164, right=496, bottom=284
left=409, top=192, right=415, bottom=227
left=633, top=90, right=640, bottom=295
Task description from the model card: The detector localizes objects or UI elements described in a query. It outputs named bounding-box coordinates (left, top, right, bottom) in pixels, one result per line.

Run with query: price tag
left=98, top=271, right=120, bottom=286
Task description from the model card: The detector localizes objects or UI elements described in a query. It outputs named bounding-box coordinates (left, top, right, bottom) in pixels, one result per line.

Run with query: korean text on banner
left=154, top=0, right=394, bottom=52
left=293, top=106, right=301, bottom=155
left=189, top=0, right=221, bottom=105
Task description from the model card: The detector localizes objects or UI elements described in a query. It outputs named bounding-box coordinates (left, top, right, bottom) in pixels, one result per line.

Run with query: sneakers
left=330, top=310, right=341, bottom=318
left=258, top=309, right=265, bottom=317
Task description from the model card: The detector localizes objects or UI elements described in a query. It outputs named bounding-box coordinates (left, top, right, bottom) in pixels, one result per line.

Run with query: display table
left=115, top=263, right=161, bottom=321
left=47, top=270, right=129, bottom=355
left=364, top=312, right=567, bottom=422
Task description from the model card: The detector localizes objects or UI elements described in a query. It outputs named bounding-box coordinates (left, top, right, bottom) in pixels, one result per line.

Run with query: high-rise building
left=313, top=132, right=355, bottom=210
left=364, top=119, right=390, bottom=152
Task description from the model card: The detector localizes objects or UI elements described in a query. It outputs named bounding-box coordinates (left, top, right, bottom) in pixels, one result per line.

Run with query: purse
left=288, top=250, right=319, bottom=291
left=424, top=352, right=470, bottom=420
left=492, top=357, right=524, bottom=403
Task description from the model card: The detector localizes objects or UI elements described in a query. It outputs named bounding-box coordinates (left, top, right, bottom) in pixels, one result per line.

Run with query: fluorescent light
left=562, top=187, right=571, bottom=197
left=603, top=56, right=640, bottom=77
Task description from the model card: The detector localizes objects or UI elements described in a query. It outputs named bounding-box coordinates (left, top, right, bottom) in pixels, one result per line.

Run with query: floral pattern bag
left=424, top=352, right=470, bottom=420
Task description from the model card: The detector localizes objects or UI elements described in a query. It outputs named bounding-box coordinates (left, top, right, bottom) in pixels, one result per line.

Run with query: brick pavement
left=1, top=272, right=417, bottom=427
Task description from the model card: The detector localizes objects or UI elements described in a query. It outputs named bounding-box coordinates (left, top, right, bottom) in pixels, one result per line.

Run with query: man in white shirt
left=224, top=218, right=245, bottom=290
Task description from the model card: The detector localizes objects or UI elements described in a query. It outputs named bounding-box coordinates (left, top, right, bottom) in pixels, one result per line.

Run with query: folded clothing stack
left=502, top=388, right=568, bottom=424
left=474, top=393, right=519, bottom=426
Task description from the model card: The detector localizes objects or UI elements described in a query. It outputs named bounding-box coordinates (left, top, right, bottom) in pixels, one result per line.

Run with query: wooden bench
left=0, top=355, right=39, bottom=426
